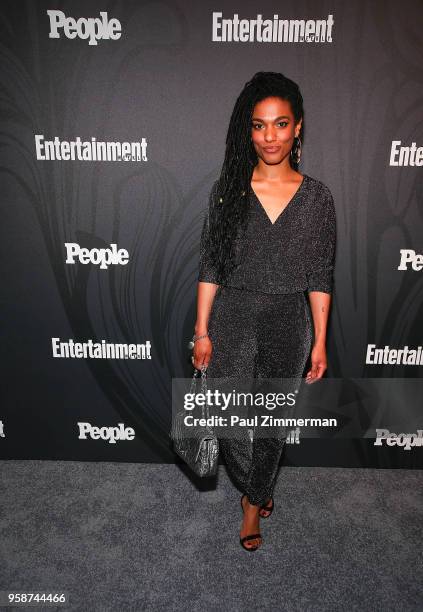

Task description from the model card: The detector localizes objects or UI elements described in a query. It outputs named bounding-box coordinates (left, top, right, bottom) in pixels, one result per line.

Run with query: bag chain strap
left=189, top=366, right=209, bottom=421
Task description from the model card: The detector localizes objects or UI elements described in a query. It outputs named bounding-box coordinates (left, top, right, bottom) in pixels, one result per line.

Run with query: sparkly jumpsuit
left=197, top=174, right=336, bottom=506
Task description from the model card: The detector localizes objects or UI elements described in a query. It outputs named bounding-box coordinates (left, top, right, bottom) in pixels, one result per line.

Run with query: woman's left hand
left=305, top=343, right=327, bottom=384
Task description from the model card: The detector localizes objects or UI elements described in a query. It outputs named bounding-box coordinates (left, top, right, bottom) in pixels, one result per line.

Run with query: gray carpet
left=0, top=460, right=422, bottom=611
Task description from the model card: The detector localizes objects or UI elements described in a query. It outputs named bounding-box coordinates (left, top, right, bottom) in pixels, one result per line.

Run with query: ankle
left=245, top=499, right=260, bottom=512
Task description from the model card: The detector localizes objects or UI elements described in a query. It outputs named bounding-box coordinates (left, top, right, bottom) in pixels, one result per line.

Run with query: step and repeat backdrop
left=1, top=0, right=422, bottom=468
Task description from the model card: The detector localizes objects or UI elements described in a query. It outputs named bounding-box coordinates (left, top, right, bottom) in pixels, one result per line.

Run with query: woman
left=192, top=72, right=336, bottom=551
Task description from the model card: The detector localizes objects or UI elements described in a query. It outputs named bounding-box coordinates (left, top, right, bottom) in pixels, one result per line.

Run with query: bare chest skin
left=251, top=175, right=305, bottom=225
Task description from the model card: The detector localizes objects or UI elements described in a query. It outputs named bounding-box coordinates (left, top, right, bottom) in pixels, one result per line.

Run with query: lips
left=263, top=147, right=281, bottom=153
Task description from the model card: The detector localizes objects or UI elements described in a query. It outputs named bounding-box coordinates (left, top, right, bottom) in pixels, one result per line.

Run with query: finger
left=314, top=364, right=326, bottom=379
left=194, top=352, right=210, bottom=370
left=306, top=364, right=320, bottom=383
left=310, top=364, right=319, bottom=378
left=309, top=363, right=326, bottom=383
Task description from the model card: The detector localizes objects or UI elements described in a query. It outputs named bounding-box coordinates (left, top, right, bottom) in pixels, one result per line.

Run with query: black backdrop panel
left=1, top=0, right=422, bottom=467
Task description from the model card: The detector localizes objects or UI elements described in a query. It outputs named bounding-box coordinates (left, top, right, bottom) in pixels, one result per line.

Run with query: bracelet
left=187, top=333, right=208, bottom=350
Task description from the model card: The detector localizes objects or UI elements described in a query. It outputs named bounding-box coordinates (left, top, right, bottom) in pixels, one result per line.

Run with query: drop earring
left=290, top=135, right=302, bottom=165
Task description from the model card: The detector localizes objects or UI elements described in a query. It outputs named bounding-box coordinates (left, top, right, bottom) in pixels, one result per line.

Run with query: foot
left=240, top=494, right=262, bottom=550
left=259, top=497, right=274, bottom=518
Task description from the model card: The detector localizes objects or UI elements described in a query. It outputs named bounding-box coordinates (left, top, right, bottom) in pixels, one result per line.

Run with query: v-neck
left=251, top=174, right=307, bottom=226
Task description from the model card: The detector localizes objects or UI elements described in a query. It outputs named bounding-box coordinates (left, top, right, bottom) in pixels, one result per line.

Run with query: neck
left=253, top=158, right=298, bottom=182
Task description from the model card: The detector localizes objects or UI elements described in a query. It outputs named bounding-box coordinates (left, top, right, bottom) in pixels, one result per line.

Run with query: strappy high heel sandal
left=259, top=497, right=274, bottom=519
left=240, top=494, right=262, bottom=552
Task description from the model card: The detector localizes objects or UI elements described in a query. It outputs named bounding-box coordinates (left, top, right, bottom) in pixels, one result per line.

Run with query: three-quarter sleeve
left=306, top=188, right=336, bottom=294
left=198, top=180, right=220, bottom=284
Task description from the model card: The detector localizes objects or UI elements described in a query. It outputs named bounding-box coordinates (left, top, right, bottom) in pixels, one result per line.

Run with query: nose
left=264, top=126, right=276, bottom=142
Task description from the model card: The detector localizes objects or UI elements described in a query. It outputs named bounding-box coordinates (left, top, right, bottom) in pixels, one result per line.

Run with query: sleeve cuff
left=306, top=268, right=334, bottom=294
left=198, top=273, right=220, bottom=284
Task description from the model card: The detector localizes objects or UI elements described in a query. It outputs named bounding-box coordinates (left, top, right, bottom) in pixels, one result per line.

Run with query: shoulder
left=304, top=174, right=334, bottom=201
left=304, top=174, right=335, bottom=216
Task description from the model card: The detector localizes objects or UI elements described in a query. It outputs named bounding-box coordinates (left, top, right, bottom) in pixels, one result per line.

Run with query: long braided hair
left=207, top=71, right=304, bottom=285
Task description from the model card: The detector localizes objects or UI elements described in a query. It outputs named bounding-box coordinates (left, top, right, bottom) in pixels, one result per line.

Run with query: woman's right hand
left=192, top=336, right=213, bottom=370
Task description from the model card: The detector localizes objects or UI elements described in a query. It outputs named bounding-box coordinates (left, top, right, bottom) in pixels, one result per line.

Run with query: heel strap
left=240, top=534, right=262, bottom=543
left=260, top=497, right=274, bottom=511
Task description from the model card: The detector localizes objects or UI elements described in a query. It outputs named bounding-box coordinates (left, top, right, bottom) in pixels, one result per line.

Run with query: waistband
left=220, top=284, right=307, bottom=297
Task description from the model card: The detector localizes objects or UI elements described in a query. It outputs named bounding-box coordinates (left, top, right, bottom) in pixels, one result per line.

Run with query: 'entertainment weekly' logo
left=77, top=422, right=135, bottom=444
left=47, top=10, right=121, bottom=45
left=374, top=429, right=423, bottom=450
left=52, top=338, right=152, bottom=360
left=366, top=344, right=423, bottom=366
left=34, top=135, right=148, bottom=162
left=212, top=12, right=334, bottom=43
left=389, top=141, right=423, bottom=166
left=65, top=243, right=129, bottom=269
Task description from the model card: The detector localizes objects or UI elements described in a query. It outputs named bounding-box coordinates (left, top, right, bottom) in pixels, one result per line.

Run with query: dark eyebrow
left=252, top=115, right=290, bottom=122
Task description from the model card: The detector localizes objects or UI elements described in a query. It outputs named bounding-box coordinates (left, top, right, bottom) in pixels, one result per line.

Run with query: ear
left=295, top=118, right=303, bottom=138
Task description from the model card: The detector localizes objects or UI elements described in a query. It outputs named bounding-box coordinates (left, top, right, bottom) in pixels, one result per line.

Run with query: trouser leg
left=244, top=292, right=313, bottom=506
left=206, top=287, right=256, bottom=493
left=243, top=437, right=286, bottom=505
